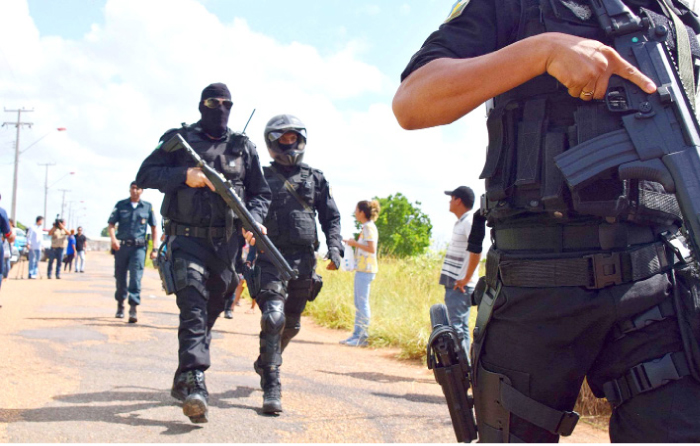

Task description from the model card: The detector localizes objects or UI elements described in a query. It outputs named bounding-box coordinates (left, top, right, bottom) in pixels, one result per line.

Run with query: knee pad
left=260, top=299, right=286, bottom=335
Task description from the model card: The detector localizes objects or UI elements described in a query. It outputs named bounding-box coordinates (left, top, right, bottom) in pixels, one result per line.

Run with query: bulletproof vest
left=263, top=164, right=318, bottom=249
left=480, top=0, right=699, bottom=227
left=162, top=124, right=248, bottom=227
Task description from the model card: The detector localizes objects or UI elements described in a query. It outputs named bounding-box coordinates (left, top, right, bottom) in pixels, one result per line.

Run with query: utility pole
left=38, top=162, right=56, bottom=230
left=57, top=189, right=70, bottom=219
left=3, top=108, right=34, bottom=221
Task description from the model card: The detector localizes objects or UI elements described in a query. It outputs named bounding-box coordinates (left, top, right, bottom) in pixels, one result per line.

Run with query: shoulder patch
left=444, top=0, right=471, bottom=23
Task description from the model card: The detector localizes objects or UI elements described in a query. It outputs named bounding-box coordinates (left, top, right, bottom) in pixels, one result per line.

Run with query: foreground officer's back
left=252, top=114, right=343, bottom=414
left=136, top=82, right=271, bottom=424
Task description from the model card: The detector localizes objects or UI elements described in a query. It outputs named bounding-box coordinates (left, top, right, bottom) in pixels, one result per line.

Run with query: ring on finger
left=580, top=90, right=594, bottom=97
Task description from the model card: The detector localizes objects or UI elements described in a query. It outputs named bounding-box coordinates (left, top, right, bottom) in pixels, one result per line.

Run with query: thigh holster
left=173, top=257, right=208, bottom=298
left=474, top=363, right=579, bottom=442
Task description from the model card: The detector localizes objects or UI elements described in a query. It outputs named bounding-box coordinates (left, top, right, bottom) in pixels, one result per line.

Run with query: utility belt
left=120, top=238, right=146, bottom=247
left=165, top=221, right=226, bottom=239
left=486, top=222, right=674, bottom=290
left=493, top=223, right=658, bottom=252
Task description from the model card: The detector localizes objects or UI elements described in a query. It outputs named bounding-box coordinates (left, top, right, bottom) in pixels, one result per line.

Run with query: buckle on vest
left=585, top=252, right=622, bottom=289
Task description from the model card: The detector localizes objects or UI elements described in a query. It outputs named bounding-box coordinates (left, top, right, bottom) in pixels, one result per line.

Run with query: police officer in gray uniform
left=108, top=181, right=158, bottom=324
left=395, top=0, right=700, bottom=442
left=253, top=114, right=343, bottom=414
left=136, top=83, right=271, bottom=424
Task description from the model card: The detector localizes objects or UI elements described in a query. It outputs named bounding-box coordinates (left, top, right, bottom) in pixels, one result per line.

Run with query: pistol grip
left=619, top=159, right=676, bottom=192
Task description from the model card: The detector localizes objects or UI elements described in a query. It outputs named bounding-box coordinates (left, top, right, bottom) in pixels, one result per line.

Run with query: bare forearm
left=393, top=32, right=656, bottom=130
left=151, top=226, right=158, bottom=249
left=393, top=36, right=550, bottom=130
left=108, top=225, right=116, bottom=240
left=347, top=239, right=376, bottom=254
left=464, top=252, right=481, bottom=283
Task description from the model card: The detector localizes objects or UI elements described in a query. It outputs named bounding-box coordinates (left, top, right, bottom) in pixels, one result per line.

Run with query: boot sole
left=183, top=395, right=208, bottom=423
left=128, top=317, right=137, bottom=323
left=262, top=400, right=283, bottom=414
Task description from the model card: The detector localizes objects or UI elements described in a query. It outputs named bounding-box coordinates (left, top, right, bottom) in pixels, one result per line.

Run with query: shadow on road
left=321, top=370, right=434, bottom=384
left=372, top=391, right=446, bottom=405
left=0, top=385, right=266, bottom=435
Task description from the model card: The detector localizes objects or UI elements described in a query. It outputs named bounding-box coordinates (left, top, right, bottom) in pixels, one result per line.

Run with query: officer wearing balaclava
left=136, top=82, right=271, bottom=424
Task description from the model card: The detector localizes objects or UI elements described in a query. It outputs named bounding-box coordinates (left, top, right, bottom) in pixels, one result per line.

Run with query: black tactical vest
left=263, top=164, right=318, bottom=249
left=162, top=124, right=248, bottom=227
left=481, top=0, right=700, bottom=227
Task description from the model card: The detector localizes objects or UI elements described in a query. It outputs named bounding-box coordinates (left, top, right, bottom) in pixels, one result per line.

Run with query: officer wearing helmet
left=136, top=83, right=271, bottom=424
left=253, top=113, right=343, bottom=414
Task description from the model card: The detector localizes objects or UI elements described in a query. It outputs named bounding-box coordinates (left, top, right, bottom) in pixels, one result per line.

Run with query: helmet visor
left=267, top=128, right=307, bottom=142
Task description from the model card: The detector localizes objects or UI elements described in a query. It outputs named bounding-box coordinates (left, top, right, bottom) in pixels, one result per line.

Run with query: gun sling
left=269, top=164, right=314, bottom=213
left=491, top=241, right=670, bottom=289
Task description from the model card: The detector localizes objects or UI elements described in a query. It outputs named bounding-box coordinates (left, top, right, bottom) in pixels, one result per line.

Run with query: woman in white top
left=341, top=200, right=380, bottom=347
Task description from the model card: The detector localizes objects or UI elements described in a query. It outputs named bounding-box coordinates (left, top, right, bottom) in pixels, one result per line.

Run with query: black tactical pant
left=170, top=235, right=239, bottom=374
left=473, top=270, right=700, bottom=442
left=256, top=247, right=317, bottom=367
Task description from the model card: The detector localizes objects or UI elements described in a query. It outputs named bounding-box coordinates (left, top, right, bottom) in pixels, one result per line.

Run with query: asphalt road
left=0, top=251, right=608, bottom=443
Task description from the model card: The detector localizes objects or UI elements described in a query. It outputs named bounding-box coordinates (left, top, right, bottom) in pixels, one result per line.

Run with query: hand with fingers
left=242, top=224, right=267, bottom=248
left=543, top=32, right=657, bottom=101
left=186, top=167, right=215, bottom=191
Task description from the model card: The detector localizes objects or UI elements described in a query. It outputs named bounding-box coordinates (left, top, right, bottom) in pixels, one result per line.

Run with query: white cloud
left=400, top=4, right=411, bottom=15
left=357, top=5, right=382, bottom=16
left=0, top=0, right=488, bottom=254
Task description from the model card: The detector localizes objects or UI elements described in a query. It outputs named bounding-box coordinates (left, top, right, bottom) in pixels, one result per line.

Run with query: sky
left=0, top=0, right=489, bottom=251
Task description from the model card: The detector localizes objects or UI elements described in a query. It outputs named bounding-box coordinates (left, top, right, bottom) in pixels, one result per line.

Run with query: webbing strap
left=603, top=351, right=690, bottom=407
left=613, top=299, right=676, bottom=340
left=500, top=381, right=579, bottom=436
left=494, top=224, right=655, bottom=252
left=657, top=0, right=696, bottom=109
left=497, top=242, right=670, bottom=289
left=471, top=282, right=502, bottom=372
left=269, top=164, right=314, bottom=212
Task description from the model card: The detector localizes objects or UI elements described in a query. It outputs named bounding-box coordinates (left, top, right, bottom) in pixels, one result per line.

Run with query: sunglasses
left=203, top=98, right=233, bottom=109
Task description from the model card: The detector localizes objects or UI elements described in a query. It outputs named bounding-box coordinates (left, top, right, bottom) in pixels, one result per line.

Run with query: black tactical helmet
left=264, top=114, right=307, bottom=166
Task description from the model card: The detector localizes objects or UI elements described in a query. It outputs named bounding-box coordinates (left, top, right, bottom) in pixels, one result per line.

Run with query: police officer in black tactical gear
left=135, top=83, right=271, bottom=424
left=252, top=113, right=343, bottom=414
left=108, top=181, right=158, bottom=324
left=395, top=0, right=700, bottom=442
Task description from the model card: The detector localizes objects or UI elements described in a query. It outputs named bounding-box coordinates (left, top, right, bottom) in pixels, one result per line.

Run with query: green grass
left=305, top=252, right=478, bottom=360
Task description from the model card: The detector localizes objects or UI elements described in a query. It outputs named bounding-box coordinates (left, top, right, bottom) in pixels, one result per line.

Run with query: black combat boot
left=261, top=365, right=282, bottom=414
left=170, top=371, right=187, bottom=402
left=115, top=301, right=125, bottom=318
left=128, top=303, right=137, bottom=324
left=178, top=370, right=209, bottom=423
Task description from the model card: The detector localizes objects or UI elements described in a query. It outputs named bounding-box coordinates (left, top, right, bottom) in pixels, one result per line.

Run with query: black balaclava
left=198, top=82, right=231, bottom=139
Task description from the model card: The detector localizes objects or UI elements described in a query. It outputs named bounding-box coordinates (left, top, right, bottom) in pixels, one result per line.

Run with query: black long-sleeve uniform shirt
left=136, top=122, right=271, bottom=227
